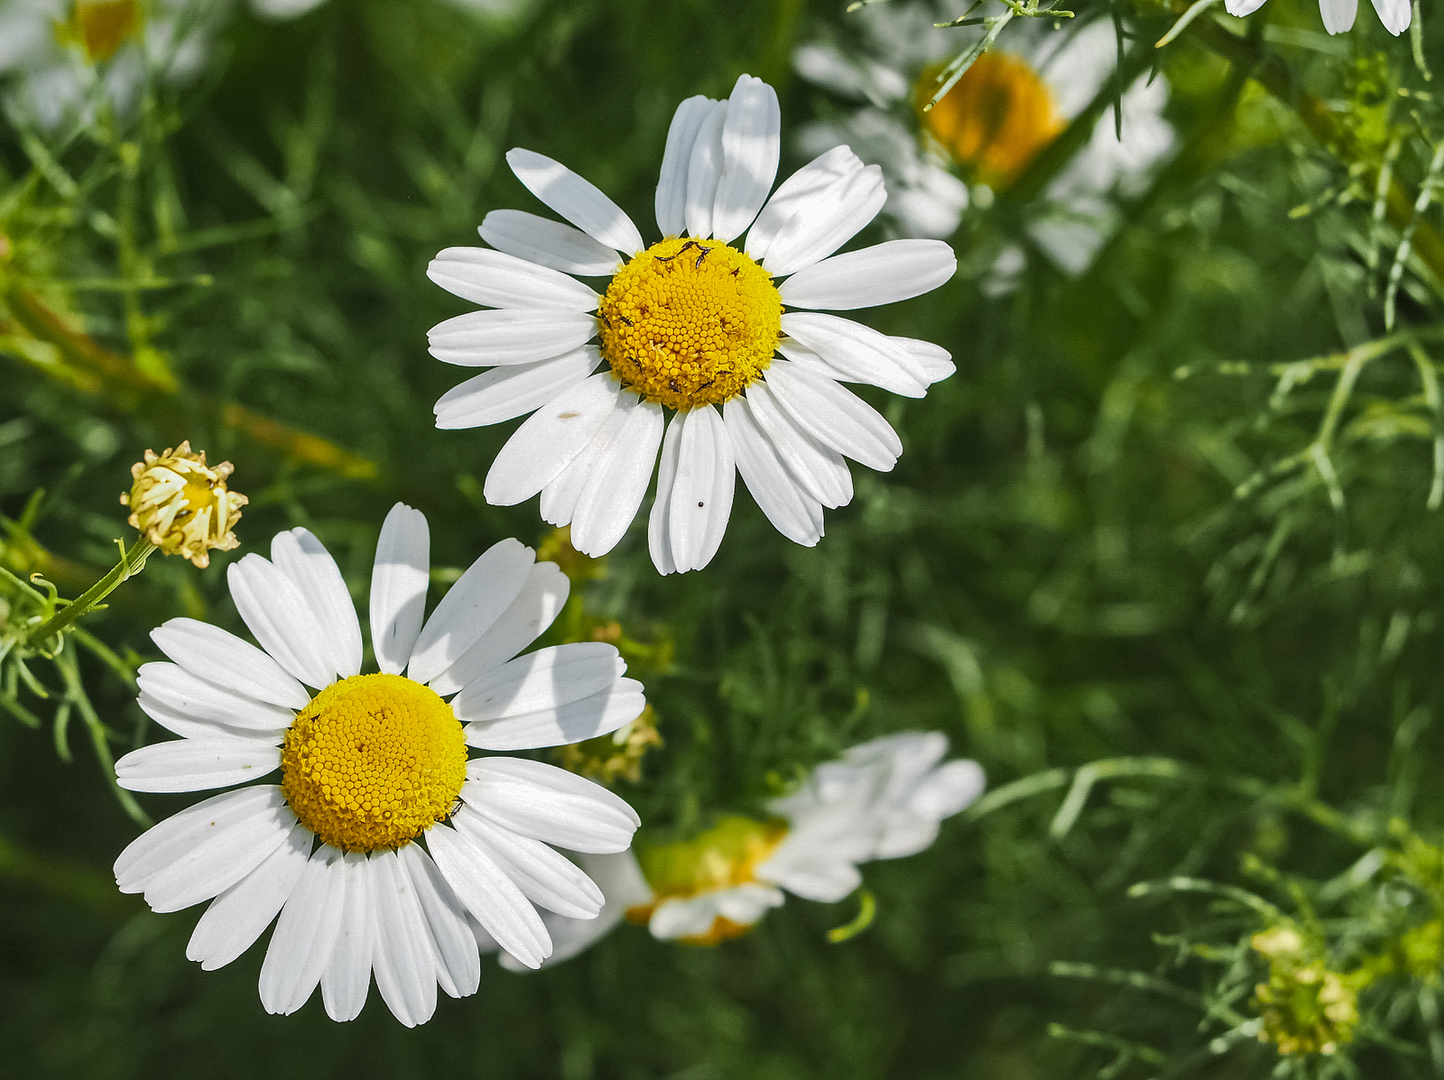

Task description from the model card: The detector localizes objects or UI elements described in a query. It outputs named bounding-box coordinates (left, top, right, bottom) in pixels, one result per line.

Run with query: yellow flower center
left=598, top=237, right=781, bottom=411
left=281, top=674, right=468, bottom=852
left=916, top=52, right=1065, bottom=188
left=59, top=0, right=141, bottom=64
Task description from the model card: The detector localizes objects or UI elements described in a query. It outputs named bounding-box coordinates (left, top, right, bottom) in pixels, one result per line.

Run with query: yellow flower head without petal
left=56, top=0, right=142, bottom=64
left=122, top=441, right=247, bottom=568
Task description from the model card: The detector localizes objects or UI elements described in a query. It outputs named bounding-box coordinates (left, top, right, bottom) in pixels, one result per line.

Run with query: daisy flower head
left=495, top=731, right=985, bottom=967
left=112, top=503, right=647, bottom=1025
left=426, top=74, right=958, bottom=575
left=1225, top=0, right=1410, bottom=36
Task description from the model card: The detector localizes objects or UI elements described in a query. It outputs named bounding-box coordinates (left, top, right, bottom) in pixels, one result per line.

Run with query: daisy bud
left=121, top=441, right=247, bottom=568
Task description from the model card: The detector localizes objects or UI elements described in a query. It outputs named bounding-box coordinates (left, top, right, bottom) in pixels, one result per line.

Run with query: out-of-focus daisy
left=495, top=732, right=984, bottom=966
left=1225, top=0, right=1409, bottom=36
left=112, top=503, right=646, bottom=1024
left=426, top=73, right=957, bottom=574
left=796, top=6, right=1174, bottom=278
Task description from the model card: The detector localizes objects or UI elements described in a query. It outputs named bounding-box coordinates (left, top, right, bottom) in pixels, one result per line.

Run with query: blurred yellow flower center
left=917, top=52, right=1065, bottom=188
left=61, top=0, right=141, bottom=63
left=281, top=674, right=468, bottom=852
left=598, top=237, right=781, bottom=411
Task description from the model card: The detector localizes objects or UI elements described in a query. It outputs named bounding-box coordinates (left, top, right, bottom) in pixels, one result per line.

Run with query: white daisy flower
left=495, top=732, right=984, bottom=966
left=796, top=6, right=1174, bottom=278
left=111, top=502, right=646, bottom=1024
left=1226, top=0, right=1410, bottom=36
left=425, top=73, right=958, bottom=575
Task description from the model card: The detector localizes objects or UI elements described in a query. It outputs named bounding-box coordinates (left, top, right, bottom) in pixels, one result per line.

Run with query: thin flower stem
left=25, top=538, right=155, bottom=648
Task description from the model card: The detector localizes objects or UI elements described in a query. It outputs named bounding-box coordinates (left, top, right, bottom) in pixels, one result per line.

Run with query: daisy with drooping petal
left=494, top=732, right=984, bottom=966
left=426, top=73, right=958, bottom=575
left=1225, top=0, right=1409, bottom=37
left=112, top=502, right=646, bottom=1025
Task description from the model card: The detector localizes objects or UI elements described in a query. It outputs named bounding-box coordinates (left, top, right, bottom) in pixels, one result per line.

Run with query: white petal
left=321, top=852, right=375, bottom=1023
left=398, top=844, right=481, bottom=999
left=480, top=208, right=621, bottom=276
left=569, top=398, right=664, bottom=556
left=452, top=809, right=604, bottom=919
left=186, top=820, right=312, bottom=971
left=1370, top=0, right=1410, bottom=34
left=1319, top=0, right=1357, bottom=32
left=506, top=148, right=645, bottom=255
left=116, top=738, right=281, bottom=793
left=711, top=74, right=781, bottom=242
left=408, top=538, right=534, bottom=686
left=227, top=554, right=334, bottom=689
left=646, top=415, right=684, bottom=575
left=114, top=785, right=285, bottom=892
left=427, top=562, right=571, bottom=697
left=135, top=692, right=280, bottom=744
left=136, top=662, right=294, bottom=733
left=435, top=348, right=602, bottom=431
left=744, top=382, right=853, bottom=508
left=259, top=845, right=348, bottom=1016
left=370, top=850, right=440, bottom=1027
left=765, top=361, right=902, bottom=471
left=723, top=397, right=824, bottom=546
left=666, top=404, right=735, bottom=574
left=452, top=642, right=625, bottom=721
left=648, top=885, right=782, bottom=939
left=369, top=503, right=430, bottom=676
left=1224, top=0, right=1268, bottom=12
left=778, top=239, right=956, bottom=310
left=427, top=247, right=599, bottom=311
left=892, top=336, right=956, bottom=384
left=747, top=145, right=862, bottom=262
left=270, top=529, right=363, bottom=681
left=685, top=101, right=729, bottom=239
left=426, top=308, right=600, bottom=367
left=655, top=95, right=718, bottom=237
left=483, top=372, right=625, bottom=506
left=462, top=672, right=645, bottom=751
left=426, top=823, right=551, bottom=970
left=464, top=758, right=640, bottom=853
left=780, top=313, right=928, bottom=398
left=502, top=851, right=653, bottom=971
left=762, top=164, right=886, bottom=277
left=757, top=855, right=861, bottom=903
left=539, top=392, right=637, bottom=528
left=150, top=619, right=308, bottom=711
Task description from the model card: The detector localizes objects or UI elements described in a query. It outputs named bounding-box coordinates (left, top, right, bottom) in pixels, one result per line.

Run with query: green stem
left=25, top=538, right=155, bottom=648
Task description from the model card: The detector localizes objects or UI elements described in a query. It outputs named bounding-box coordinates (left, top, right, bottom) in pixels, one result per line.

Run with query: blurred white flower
left=1225, top=0, right=1410, bottom=36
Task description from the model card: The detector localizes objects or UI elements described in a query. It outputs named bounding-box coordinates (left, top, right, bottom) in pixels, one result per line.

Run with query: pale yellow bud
left=55, top=0, right=141, bottom=64
left=121, top=441, right=247, bottom=568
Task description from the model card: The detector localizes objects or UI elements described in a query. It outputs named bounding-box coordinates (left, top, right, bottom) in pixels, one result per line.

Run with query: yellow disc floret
left=598, top=237, right=782, bottom=411
left=281, top=673, right=468, bottom=852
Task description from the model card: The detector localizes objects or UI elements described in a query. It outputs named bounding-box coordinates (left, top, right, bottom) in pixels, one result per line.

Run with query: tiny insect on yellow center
left=598, top=237, right=782, bottom=412
left=281, top=673, right=468, bottom=852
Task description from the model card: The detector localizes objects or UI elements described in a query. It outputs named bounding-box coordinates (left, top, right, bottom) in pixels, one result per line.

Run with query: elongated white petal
left=765, top=361, right=902, bottom=471
left=270, top=529, right=362, bottom=681
left=135, top=693, right=278, bottom=744
left=115, top=786, right=281, bottom=889
left=426, top=823, right=551, bottom=969
left=656, top=95, right=718, bottom=237
left=136, top=662, right=294, bottom=733
left=464, top=758, right=640, bottom=853
left=228, top=554, right=334, bottom=689
left=539, top=392, right=636, bottom=527
left=507, top=148, right=645, bottom=254
left=1370, top=0, right=1410, bottom=34
left=892, top=336, right=956, bottom=384
left=685, top=101, right=728, bottom=239
left=428, top=562, right=570, bottom=697
left=648, top=884, right=783, bottom=940
left=452, top=642, right=623, bottom=720
left=647, top=414, right=685, bottom=575
left=427, top=247, right=599, bottom=311
left=779, top=239, right=955, bottom=310
left=780, top=313, right=928, bottom=397
left=744, top=382, right=853, bottom=508
left=711, top=74, right=781, bottom=242
left=480, top=208, right=621, bottom=276
left=116, top=738, right=280, bottom=793
left=452, top=810, right=604, bottom=919
left=370, top=850, right=440, bottom=1027
left=435, top=347, right=602, bottom=431
left=1319, top=0, right=1357, bottom=32
left=463, top=677, right=645, bottom=751
left=499, top=851, right=654, bottom=971
left=757, top=854, right=861, bottom=903
left=399, top=844, right=481, bottom=999
left=666, top=404, right=735, bottom=574
left=408, top=539, right=534, bottom=686
left=259, top=845, right=348, bottom=1016
left=150, top=619, right=308, bottom=711
left=484, top=372, right=625, bottom=505
left=426, top=308, right=599, bottom=367
left=187, top=820, right=312, bottom=971
left=369, top=503, right=430, bottom=676
left=724, top=397, right=824, bottom=546
left=747, top=145, right=862, bottom=261
left=1224, top=0, right=1267, bottom=12
left=321, top=852, right=375, bottom=1023
left=570, top=398, right=664, bottom=556
left=763, top=165, right=886, bottom=277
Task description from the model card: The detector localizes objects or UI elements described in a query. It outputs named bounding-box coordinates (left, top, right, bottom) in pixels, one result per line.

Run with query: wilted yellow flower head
left=1250, top=925, right=1363, bottom=1057
left=122, top=441, right=246, bottom=568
